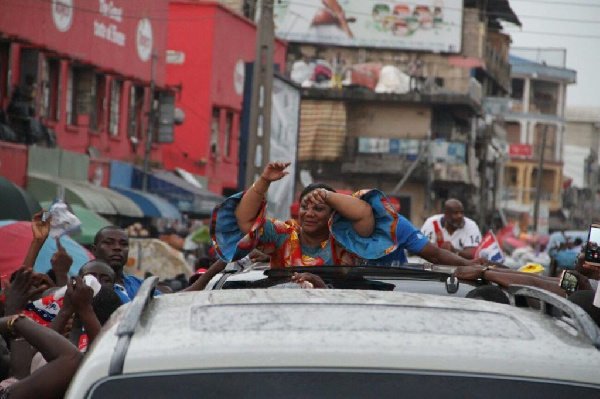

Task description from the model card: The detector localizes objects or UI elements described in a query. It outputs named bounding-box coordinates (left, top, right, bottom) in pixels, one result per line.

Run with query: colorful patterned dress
left=210, top=189, right=399, bottom=268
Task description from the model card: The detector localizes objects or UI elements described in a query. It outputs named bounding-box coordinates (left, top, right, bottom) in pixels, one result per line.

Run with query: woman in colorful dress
left=211, top=161, right=398, bottom=268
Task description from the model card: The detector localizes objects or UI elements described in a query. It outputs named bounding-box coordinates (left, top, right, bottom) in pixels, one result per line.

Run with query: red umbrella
left=0, top=220, right=94, bottom=278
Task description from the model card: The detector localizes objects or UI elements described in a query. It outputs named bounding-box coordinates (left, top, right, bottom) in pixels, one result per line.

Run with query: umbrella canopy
left=0, top=220, right=94, bottom=277
left=40, top=201, right=111, bottom=246
left=0, top=175, right=42, bottom=221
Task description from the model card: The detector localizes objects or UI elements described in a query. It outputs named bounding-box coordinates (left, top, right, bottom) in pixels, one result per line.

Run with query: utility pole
left=245, top=0, right=275, bottom=188
left=533, top=124, right=548, bottom=234
left=142, top=51, right=157, bottom=192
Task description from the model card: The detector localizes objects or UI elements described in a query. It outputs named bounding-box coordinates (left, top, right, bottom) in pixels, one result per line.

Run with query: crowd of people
left=0, top=160, right=598, bottom=397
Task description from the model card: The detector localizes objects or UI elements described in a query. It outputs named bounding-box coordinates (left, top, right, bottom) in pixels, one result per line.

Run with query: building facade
left=274, top=1, right=519, bottom=226
left=562, top=107, right=600, bottom=229
left=499, top=49, right=576, bottom=232
left=162, top=1, right=287, bottom=195
left=0, top=0, right=172, bottom=170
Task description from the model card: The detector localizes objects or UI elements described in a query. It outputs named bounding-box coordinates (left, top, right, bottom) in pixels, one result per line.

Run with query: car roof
left=67, top=280, right=600, bottom=397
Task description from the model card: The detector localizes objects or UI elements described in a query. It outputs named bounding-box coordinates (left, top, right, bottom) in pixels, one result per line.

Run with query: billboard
left=274, top=0, right=463, bottom=53
left=267, top=77, right=301, bottom=220
left=239, top=65, right=301, bottom=221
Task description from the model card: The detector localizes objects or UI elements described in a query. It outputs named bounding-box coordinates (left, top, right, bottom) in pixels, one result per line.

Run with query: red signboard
left=0, top=0, right=169, bottom=86
left=509, top=144, right=533, bottom=157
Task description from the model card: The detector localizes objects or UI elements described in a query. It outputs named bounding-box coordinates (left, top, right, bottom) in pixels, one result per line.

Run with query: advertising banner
left=267, top=76, right=301, bottom=220
left=509, top=143, right=533, bottom=157
left=274, top=0, right=463, bottom=53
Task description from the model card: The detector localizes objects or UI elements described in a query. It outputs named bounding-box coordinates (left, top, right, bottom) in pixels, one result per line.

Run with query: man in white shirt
left=421, top=199, right=482, bottom=260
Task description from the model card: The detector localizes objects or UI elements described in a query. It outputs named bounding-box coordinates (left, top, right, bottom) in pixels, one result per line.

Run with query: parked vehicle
left=66, top=276, right=600, bottom=398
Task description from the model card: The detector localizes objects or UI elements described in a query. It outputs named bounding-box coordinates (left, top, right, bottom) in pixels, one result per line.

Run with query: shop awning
left=0, top=175, right=42, bottom=221
left=27, top=173, right=143, bottom=217
left=132, top=170, right=223, bottom=216
left=111, top=187, right=181, bottom=219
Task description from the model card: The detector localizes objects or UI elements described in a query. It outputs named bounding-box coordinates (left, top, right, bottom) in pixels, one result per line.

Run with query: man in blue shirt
left=372, top=215, right=481, bottom=267
left=91, top=226, right=160, bottom=303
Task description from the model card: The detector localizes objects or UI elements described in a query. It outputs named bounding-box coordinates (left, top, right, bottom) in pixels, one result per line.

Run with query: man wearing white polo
left=421, top=199, right=482, bottom=260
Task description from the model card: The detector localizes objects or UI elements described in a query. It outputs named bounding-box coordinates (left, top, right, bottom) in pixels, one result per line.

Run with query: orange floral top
left=211, top=189, right=399, bottom=268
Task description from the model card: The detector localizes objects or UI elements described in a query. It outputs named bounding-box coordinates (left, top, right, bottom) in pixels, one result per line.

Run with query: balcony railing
left=503, top=187, right=557, bottom=203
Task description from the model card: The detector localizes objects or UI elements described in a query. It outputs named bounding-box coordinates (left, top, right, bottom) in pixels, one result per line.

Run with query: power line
left=510, top=0, right=600, bottom=8
left=504, top=28, right=600, bottom=39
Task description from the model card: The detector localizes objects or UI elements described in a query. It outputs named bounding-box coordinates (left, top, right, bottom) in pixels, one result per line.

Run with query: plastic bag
left=45, top=200, right=82, bottom=238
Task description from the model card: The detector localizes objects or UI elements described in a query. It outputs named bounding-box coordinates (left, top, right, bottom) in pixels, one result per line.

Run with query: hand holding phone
left=584, top=224, right=600, bottom=267
left=559, top=270, right=578, bottom=295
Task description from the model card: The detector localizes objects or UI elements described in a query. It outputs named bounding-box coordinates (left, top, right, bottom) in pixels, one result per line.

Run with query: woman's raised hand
left=304, top=188, right=330, bottom=206
left=261, top=161, right=291, bottom=182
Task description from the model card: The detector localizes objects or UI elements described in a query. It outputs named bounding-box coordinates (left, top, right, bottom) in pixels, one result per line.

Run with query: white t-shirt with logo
left=421, top=214, right=482, bottom=251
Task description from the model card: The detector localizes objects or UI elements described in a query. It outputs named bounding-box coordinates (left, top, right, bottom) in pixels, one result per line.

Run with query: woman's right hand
left=261, top=161, right=291, bottom=182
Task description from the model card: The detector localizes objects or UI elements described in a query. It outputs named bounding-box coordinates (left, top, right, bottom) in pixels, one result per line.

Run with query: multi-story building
left=499, top=48, right=576, bottom=232
left=270, top=1, right=519, bottom=226
left=562, top=107, right=600, bottom=229
left=162, top=1, right=287, bottom=195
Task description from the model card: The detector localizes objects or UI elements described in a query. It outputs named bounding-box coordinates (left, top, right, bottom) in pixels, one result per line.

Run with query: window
left=511, top=78, right=523, bottom=101
left=41, top=56, right=61, bottom=121
left=506, top=122, right=521, bottom=144
left=224, top=111, right=233, bottom=157
left=0, top=42, right=10, bottom=100
left=211, top=108, right=220, bottom=158
left=533, top=124, right=558, bottom=162
left=530, top=80, right=559, bottom=115
left=90, top=74, right=107, bottom=131
left=109, top=79, right=122, bottom=136
left=19, top=48, right=40, bottom=117
left=128, top=85, right=145, bottom=139
left=67, top=66, right=93, bottom=126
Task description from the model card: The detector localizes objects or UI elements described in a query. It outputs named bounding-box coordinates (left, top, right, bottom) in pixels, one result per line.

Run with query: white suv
left=66, top=277, right=600, bottom=398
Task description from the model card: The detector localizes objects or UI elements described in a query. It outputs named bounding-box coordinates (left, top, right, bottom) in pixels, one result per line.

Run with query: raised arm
left=0, top=315, right=83, bottom=399
left=235, top=161, right=290, bottom=234
left=304, top=189, right=375, bottom=237
left=22, top=212, right=51, bottom=270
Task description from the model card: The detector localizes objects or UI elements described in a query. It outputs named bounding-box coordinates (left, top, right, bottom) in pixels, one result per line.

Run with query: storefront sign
left=509, top=144, right=533, bottom=157
left=52, top=0, right=73, bottom=32
left=0, top=0, right=168, bottom=85
left=274, top=0, right=463, bottom=53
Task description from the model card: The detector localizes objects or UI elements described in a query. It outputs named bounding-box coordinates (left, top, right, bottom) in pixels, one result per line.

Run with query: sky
left=502, top=0, right=600, bottom=108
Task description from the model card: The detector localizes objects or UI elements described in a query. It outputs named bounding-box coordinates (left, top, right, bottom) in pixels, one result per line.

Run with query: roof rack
left=508, top=285, right=600, bottom=349
left=109, top=276, right=159, bottom=376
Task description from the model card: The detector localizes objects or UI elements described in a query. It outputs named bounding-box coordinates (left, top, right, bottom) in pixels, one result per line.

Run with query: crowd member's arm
left=50, top=275, right=101, bottom=345
left=22, top=212, right=51, bottom=270
left=0, top=315, right=83, bottom=399
left=3, top=269, right=47, bottom=379
left=454, top=266, right=566, bottom=297
left=291, top=272, right=328, bottom=289
left=418, top=242, right=480, bottom=266
left=457, top=246, right=477, bottom=260
left=183, top=260, right=227, bottom=292
left=50, top=238, right=73, bottom=287
left=235, top=161, right=290, bottom=234
left=3, top=269, right=46, bottom=316
left=305, top=188, right=375, bottom=238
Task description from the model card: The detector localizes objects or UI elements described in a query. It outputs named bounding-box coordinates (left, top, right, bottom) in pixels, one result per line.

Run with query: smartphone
left=559, top=270, right=579, bottom=295
left=584, top=224, right=600, bottom=267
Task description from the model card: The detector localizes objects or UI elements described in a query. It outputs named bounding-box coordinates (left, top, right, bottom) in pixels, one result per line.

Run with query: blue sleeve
left=396, top=216, right=429, bottom=254
left=330, top=189, right=399, bottom=259
left=210, top=191, right=268, bottom=262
